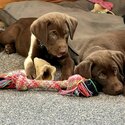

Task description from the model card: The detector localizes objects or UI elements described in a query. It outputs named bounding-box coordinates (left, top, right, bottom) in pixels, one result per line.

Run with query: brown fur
left=0, top=12, right=78, bottom=80
left=0, top=17, right=36, bottom=56
left=74, top=30, right=125, bottom=95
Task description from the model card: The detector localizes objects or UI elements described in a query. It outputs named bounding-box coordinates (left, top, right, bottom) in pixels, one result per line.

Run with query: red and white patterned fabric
left=88, top=0, right=113, bottom=10
left=0, top=71, right=98, bottom=97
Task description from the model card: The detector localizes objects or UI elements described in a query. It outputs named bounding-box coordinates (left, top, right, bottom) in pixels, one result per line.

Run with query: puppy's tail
left=122, top=15, right=125, bottom=24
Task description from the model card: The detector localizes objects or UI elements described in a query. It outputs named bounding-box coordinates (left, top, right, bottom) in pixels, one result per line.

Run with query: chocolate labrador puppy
left=74, top=30, right=125, bottom=95
left=0, top=12, right=78, bottom=80
left=25, top=12, right=78, bottom=80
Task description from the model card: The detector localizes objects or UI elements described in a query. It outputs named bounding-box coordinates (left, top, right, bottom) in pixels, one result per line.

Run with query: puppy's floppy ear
left=74, top=60, right=93, bottom=79
left=66, top=15, right=78, bottom=40
left=110, top=50, right=125, bottom=76
left=30, top=19, right=49, bottom=43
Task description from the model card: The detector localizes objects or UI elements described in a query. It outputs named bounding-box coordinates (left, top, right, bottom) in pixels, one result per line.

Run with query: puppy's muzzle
left=57, top=44, right=68, bottom=57
left=103, top=82, right=123, bottom=95
left=59, top=47, right=67, bottom=55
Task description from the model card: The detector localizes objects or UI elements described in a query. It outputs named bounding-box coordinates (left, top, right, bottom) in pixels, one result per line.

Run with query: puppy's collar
left=39, top=44, right=45, bottom=48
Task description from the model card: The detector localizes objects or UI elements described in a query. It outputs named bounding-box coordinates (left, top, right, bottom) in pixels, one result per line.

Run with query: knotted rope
left=0, top=71, right=98, bottom=97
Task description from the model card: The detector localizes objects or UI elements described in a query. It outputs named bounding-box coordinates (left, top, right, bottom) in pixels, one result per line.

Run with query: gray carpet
left=0, top=52, right=125, bottom=125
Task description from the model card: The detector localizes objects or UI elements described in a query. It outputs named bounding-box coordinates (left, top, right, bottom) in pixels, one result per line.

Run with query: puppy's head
left=30, top=12, right=78, bottom=58
left=75, top=50, right=125, bottom=95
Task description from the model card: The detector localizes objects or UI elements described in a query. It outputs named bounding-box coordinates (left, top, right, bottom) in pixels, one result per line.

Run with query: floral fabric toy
left=34, top=57, right=56, bottom=80
left=88, top=0, right=115, bottom=15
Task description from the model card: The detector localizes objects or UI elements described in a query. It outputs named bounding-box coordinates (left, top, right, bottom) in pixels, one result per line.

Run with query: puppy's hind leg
left=0, top=25, right=20, bottom=54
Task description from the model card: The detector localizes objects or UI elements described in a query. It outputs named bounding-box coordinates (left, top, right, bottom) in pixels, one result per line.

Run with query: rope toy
left=0, top=71, right=98, bottom=97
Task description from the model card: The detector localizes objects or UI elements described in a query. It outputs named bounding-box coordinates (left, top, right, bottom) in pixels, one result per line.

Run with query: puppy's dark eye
left=64, top=31, right=69, bottom=38
left=49, top=30, right=57, bottom=39
left=98, top=72, right=107, bottom=80
left=64, top=32, right=69, bottom=38
left=113, top=67, right=117, bottom=75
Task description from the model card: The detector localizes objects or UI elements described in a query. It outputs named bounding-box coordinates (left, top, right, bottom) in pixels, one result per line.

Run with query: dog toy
left=0, top=71, right=98, bottom=97
left=88, top=0, right=115, bottom=15
left=34, top=57, right=56, bottom=80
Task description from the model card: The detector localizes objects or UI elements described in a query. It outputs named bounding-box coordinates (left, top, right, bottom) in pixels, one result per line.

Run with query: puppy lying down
left=74, top=30, right=125, bottom=95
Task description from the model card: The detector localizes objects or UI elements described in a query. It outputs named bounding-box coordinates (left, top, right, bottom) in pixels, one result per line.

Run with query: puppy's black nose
left=59, top=45, right=67, bottom=52
left=115, top=88, right=123, bottom=95
left=57, top=48, right=67, bottom=58
left=60, top=48, right=67, bottom=55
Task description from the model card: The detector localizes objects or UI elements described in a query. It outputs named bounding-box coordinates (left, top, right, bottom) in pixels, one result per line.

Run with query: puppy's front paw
left=60, top=74, right=69, bottom=80
left=74, top=65, right=82, bottom=76
left=24, top=57, right=36, bottom=79
left=61, top=70, right=73, bottom=80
